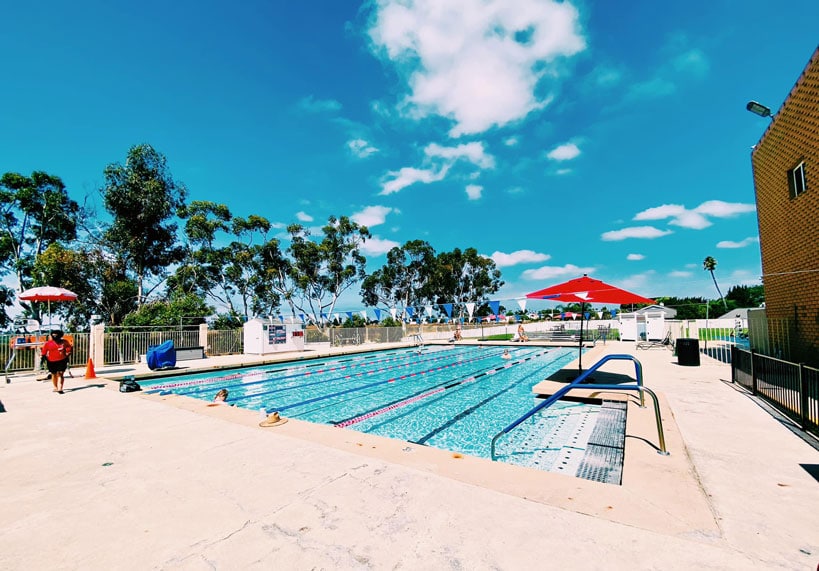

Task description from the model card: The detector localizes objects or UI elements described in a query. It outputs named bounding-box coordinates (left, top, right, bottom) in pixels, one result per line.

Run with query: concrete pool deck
left=1, top=341, right=818, bottom=569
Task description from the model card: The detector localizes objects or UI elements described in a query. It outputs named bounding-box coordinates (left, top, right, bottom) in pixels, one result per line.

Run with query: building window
left=788, top=161, right=807, bottom=198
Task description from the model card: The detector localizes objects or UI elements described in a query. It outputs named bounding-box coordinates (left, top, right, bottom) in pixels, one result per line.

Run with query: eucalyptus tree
left=0, top=171, right=81, bottom=323
left=172, top=201, right=282, bottom=321
left=703, top=256, right=727, bottom=311
left=286, top=215, right=370, bottom=330
left=360, top=240, right=437, bottom=311
left=432, top=247, right=503, bottom=319
left=101, top=144, right=187, bottom=307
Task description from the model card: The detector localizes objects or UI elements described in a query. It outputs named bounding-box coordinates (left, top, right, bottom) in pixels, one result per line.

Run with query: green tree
left=360, top=240, right=436, bottom=311
left=286, top=216, right=370, bottom=330
left=432, top=247, right=503, bottom=319
left=102, top=144, right=187, bottom=307
left=703, top=256, right=727, bottom=311
left=34, top=242, right=140, bottom=326
left=122, top=291, right=213, bottom=327
left=726, top=284, right=764, bottom=308
left=0, top=171, right=81, bottom=323
left=172, top=202, right=281, bottom=320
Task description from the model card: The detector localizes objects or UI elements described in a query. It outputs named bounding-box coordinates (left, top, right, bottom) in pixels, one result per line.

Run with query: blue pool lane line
left=294, top=347, right=548, bottom=420
left=167, top=346, right=486, bottom=398
left=257, top=347, right=515, bottom=414
left=412, top=356, right=554, bottom=444
left=332, top=349, right=548, bottom=429
left=143, top=347, right=437, bottom=393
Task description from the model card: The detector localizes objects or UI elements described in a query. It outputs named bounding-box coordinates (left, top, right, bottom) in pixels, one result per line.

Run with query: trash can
left=676, top=338, right=700, bottom=366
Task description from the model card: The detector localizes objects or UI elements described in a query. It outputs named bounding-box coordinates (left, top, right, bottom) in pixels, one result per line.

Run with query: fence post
left=798, top=363, right=808, bottom=431
left=751, top=350, right=758, bottom=395
left=199, top=323, right=208, bottom=353
left=92, top=324, right=105, bottom=366
left=730, top=346, right=736, bottom=382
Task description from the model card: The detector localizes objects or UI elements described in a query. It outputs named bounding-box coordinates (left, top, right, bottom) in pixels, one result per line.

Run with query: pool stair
left=490, top=355, right=668, bottom=481
left=499, top=399, right=628, bottom=484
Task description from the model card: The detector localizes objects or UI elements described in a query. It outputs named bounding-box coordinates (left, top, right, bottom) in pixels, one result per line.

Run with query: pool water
left=143, top=345, right=614, bottom=477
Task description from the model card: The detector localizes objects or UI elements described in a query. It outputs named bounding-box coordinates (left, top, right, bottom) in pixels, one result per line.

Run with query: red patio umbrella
left=526, top=275, right=655, bottom=371
left=19, top=286, right=78, bottom=330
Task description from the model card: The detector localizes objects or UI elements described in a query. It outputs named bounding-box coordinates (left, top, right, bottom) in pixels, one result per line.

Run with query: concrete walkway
left=1, top=342, right=818, bottom=569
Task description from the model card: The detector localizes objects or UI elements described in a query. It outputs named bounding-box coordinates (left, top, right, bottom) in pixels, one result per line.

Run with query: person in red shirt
left=41, top=330, right=72, bottom=394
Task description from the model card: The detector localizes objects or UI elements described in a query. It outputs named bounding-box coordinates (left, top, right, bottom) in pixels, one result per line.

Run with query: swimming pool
left=143, top=345, right=619, bottom=480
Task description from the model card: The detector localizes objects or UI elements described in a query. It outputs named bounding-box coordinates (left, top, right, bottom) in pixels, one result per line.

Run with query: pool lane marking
left=295, top=348, right=548, bottom=420
left=146, top=351, right=426, bottom=392
left=412, top=356, right=557, bottom=444
left=259, top=348, right=512, bottom=414
left=161, top=346, right=479, bottom=396
left=218, top=347, right=491, bottom=407
left=334, top=350, right=548, bottom=429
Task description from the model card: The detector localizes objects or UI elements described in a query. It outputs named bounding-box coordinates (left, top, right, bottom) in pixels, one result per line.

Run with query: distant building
left=633, top=304, right=677, bottom=319
left=716, top=308, right=754, bottom=321
left=750, top=45, right=819, bottom=365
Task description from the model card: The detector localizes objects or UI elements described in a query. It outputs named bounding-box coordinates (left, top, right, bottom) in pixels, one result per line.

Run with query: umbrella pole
left=578, top=302, right=584, bottom=371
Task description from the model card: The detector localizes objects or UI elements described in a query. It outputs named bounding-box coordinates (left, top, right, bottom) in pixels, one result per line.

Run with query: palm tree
left=703, top=256, right=728, bottom=311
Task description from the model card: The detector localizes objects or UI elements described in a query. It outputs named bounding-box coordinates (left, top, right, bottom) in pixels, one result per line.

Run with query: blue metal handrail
left=490, top=354, right=669, bottom=460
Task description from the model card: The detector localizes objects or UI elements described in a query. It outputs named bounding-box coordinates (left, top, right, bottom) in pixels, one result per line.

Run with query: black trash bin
left=676, top=338, right=700, bottom=366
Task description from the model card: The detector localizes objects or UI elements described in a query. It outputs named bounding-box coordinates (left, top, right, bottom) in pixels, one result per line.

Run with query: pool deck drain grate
left=575, top=400, right=627, bottom=485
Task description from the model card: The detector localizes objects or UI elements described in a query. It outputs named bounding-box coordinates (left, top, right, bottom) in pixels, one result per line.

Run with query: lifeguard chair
left=4, top=320, right=74, bottom=383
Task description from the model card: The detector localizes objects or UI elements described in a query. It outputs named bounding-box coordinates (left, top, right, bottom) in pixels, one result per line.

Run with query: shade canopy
left=19, top=286, right=78, bottom=329
left=525, top=275, right=654, bottom=372
left=19, top=286, right=78, bottom=302
left=525, top=275, right=654, bottom=305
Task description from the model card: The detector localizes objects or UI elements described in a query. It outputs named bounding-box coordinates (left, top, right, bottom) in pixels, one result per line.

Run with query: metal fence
left=731, top=346, right=819, bottom=438
left=103, top=329, right=201, bottom=365
left=665, top=319, right=747, bottom=364
left=207, top=329, right=243, bottom=355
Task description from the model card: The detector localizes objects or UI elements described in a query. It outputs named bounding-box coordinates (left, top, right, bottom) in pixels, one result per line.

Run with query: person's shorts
left=46, top=359, right=68, bottom=373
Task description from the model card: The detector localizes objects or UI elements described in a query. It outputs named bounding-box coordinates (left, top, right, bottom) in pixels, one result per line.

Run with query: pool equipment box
left=243, top=318, right=305, bottom=354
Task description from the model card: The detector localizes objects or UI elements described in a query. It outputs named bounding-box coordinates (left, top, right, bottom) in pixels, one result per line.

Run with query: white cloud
left=589, top=65, right=622, bottom=88
left=380, top=165, right=450, bottom=195
left=626, top=77, right=676, bottom=101
left=490, top=250, right=550, bottom=267
left=617, top=271, right=656, bottom=297
left=360, top=236, right=401, bottom=256
left=547, top=142, right=581, bottom=161
left=717, top=236, right=759, bottom=249
left=465, top=184, right=482, bottom=200
left=626, top=254, right=645, bottom=261
left=673, top=49, right=709, bottom=78
left=601, top=226, right=673, bottom=241
left=351, top=206, right=394, bottom=228
left=296, top=211, right=314, bottom=222
left=298, top=95, right=342, bottom=113
left=347, top=138, right=379, bottom=158
left=503, top=136, right=520, bottom=147
left=367, top=0, right=586, bottom=136
left=633, top=204, right=686, bottom=220
left=694, top=200, right=756, bottom=217
left=555, top=168, right=572, bottom=176
left=522, top=263, right=595, bottom=280
left=633, top=200, right=755, bottom=230
left=669, top=270, right=692, bottom=278
left=425, top=141, right=495, bottom=168
left=379, top=141, right=494, bottom=195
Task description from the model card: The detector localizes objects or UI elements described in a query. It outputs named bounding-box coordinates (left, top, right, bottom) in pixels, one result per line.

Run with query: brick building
left=750, top=45, right=819, bottom=365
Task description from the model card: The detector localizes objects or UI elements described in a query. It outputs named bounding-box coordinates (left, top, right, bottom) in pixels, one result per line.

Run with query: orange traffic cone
left=85, top=358, right=97, bottom=379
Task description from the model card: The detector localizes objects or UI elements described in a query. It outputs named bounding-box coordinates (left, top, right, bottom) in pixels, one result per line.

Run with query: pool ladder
left=410, top=334, right=424, bottom=347
left=490, top=354, right=668, bottom=460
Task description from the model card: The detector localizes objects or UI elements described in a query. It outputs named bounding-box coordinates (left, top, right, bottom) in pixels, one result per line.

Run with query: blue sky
left=2, top=0, right=818, bottom=313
